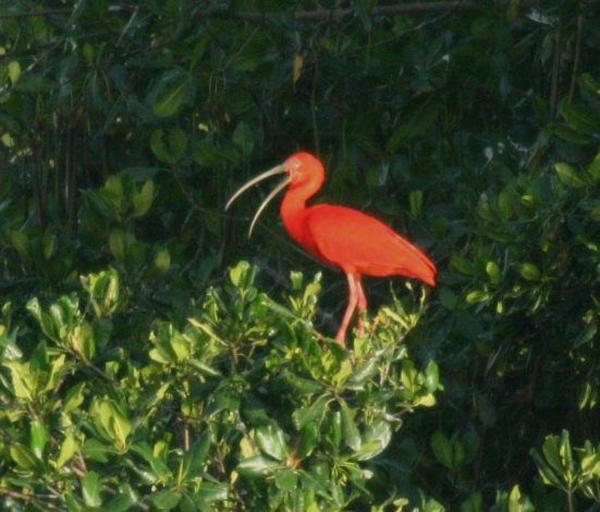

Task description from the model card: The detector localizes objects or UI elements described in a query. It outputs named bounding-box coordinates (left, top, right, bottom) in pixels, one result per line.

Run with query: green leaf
left=63, top=382, right=86, bottom=414
left=82, top=439, right=113, bottom=463
left=70, top=321, right=96, bottom=361
left=410, top=189, right=423, bottom=217
left=82, top=471, right=102, bottom=507
left=151, top=490, right=182, bottom=511
left=9, top=230, right=29, bottom=260
left=56, top=430, right=81, bottom=469
left=400, top=360, right=419, bottom=393
left=355, top=421, right=392, bottom=461
left=130, top=442, right=172, bottom=480
left=182, top=430, right=212, bottom=478
left=281, top=371, right=323, bottom=394
left=532, top=449, right=562, bottom=487
left=30, top=420, right=49, bottom=459
left=486, top=261, right=501, bottom=284
left=105, top=175, right=124, bottom=202
left=460, top=491, right=482, bottom=512
left=554, top=162, right=586, bottom=188
left=81, top=268, right=121, bottom=318
left=8, top=60, right=21, bottom=85
left=151, top=70, right=192, bottom=118
left=10, top=443, right=41, bottom=471
left=105, top=484, right=138, bottom=512
left=4, top=360, right=36, bottom=401
left=292, top=394, right=330, bottom=430
left=519, top=263, right=541, bottom=281
left=229, top=260, right=252, bottom=287
left=132, top=180, right=154, bottom=218
left=232, top=121, right=256, bottom=157
left=424, top=360, right=440, bottom=392
left=347, top=354, right=380, bottom=388
left=297, top=422, right=319, bottom=459
left=542, top=434, right=564, bottom=477
left=431, top=431, right=453, bottom=469
left=466, top=290, right=489, bottom=304
left=559, top=430, right=574, bottom=479
left=588, top=152, right=600, bottom=180
left=89, top=397, right=131, bottom=451
left=439, top=287, right=458, bottom=310
left=340, top=402, right=362, bottom=451
left=188, top=358, right=222, bottom=377
left=237, top=455, right=279, bottom=478
left=109, top=229, right=127, bottom=261
left=275, top=468, right=298, bottom=491
left=196, top=482, right=228, bottom=505
left=508, top=484, right=535, bottom=512
left=153, top=81, right=188, bottom=117
left=387, top=99, right=439, bottom=151
left=255, top=424, right=288, bottom=461
left=561, top=101, right=600, bottom=135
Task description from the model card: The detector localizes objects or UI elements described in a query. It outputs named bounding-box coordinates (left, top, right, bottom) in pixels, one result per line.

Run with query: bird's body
left=226, top=151, right=437, bottom=346
left=283, top=203, right=436, bottom=282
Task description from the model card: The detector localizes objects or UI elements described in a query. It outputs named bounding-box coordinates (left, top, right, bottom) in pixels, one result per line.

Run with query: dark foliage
left=0, top=1, right=599, bottom=510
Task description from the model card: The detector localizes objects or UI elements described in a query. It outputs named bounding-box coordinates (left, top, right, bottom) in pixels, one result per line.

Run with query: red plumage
left=226, top=151, right=437, bottom=346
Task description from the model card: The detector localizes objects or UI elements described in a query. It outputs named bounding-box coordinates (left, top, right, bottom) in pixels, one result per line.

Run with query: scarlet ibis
left=226, top=152, right=437, bottom=347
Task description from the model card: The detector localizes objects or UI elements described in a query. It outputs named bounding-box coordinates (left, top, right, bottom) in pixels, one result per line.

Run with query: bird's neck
left=280, top=184, right=317, bottom=243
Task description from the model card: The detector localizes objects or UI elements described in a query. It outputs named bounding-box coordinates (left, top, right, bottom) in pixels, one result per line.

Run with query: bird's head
left=225, top=151, right=324, bottom=237
left=284, top=152, right=325, bottom=189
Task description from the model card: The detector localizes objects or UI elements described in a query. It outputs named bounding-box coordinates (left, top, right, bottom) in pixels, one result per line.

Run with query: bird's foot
left=334, top=329, right=347, bottom=347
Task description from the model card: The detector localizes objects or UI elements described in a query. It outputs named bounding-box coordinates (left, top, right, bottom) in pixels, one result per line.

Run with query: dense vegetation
left=0, top=1, right=599, bottom=510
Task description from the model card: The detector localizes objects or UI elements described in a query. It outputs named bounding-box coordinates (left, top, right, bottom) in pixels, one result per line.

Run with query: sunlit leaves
left=81, top=268, right=121, bottom=318
left=7, top=60, right=21, bottom=85
left=82, top=471, right=103, bottom=507
left=531, top=431, right=600, bottom=505
left=56, top=430, right=81, bottom=469
left=89, top=397, right=131, bottom=452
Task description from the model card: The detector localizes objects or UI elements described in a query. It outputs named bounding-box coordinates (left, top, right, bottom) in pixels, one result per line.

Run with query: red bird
left=226, top=152, right=437, bottom=346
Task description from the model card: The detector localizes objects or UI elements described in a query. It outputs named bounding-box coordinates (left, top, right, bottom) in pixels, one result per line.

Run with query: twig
left=0, top=4, right=134, bottom=19
left=0, top=8, right=70, bottom=19
left=549, top=23, right=561, bottom=117
left=568, top=8, right=584, bottom=103
left=115, top=5, right=140, bottom=46
left=196, top=2, right=477, bottom=22
left=297, top=1, right=476, bottom=19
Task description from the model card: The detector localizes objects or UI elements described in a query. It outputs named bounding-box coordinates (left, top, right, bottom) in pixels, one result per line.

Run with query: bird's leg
left=336, top=273, right=358, bottom=347
left=355, top=276, right=368, bottom=336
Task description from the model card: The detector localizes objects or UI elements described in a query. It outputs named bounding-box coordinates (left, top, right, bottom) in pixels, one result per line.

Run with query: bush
left=1, top=261, right=444, bottom=510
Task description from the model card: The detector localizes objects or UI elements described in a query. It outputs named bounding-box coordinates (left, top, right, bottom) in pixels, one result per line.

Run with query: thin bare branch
left=0, top=8, right=70, bottom=19
left=568, top=8, right=584, bottom=103
left=196, top=2, right=477, bottom=22
left=550, top=24, right=561, bottom=117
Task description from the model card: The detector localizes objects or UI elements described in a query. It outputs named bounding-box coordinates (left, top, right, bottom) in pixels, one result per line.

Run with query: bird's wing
left=305, top=205, right=436, bottom=284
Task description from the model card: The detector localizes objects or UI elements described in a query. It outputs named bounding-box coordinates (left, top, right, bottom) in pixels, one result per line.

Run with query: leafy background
left=0, top=0, right=599, bottom=510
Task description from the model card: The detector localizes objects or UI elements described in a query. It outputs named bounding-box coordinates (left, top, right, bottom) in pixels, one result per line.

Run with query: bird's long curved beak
left=225, top=164, right=291, bottom=238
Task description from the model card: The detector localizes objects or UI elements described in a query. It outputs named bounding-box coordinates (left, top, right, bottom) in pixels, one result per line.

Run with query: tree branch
left=568, top=7, right=584, bottom=103
left=296, top=1, right=477, bottom=20
left=550, top=24, right=561, bottom=117
left=0, top=5, right=133, bottom=19
left=196, top=2, right=477, bottom=22
left=0, top=8, right=70, bottom=19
